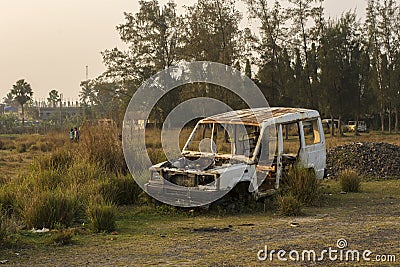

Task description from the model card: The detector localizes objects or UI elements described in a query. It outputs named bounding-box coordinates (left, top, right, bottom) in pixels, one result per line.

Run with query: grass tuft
left=339, top=169, right=361, bottom=192
left=23, top=189, right=83, bottom=229
left=277, top=193, right=302, bottom=216
left=281, top=165, right=322, bottom=205
left=87, top=200, right=116, bottom=233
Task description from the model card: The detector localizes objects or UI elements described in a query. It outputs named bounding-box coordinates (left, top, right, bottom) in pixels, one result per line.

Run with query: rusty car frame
left=145, top=107, right=326, bottom=204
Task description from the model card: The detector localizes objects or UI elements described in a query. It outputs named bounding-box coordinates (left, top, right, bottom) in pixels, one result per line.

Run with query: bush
left=282, top=166, right=322, bottom=205
left=339, top=169, right=361, bottom=192
left=23, top=189, right=83, bottom=229
left=87, top=201, right=116, bottom=233
left=99, top=174, right=142, bottom=205
left=277, top=194, right=302, bottom=216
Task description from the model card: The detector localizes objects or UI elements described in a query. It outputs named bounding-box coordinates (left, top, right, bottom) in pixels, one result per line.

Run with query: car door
left=297, top=118, right=326, bottom=179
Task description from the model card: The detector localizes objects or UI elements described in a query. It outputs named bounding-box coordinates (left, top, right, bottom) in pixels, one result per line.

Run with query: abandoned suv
left=146, top=107, right=326, bottom=205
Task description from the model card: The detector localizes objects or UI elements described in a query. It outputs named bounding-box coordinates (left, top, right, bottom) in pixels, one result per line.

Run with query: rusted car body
left=146, top=107, right=326, bottom=203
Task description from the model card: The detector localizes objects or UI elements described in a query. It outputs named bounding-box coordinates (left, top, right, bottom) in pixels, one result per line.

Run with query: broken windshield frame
left=182, top=122, right=260, bottom=159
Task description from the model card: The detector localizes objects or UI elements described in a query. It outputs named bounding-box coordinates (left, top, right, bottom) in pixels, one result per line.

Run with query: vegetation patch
left=277, top=193, right=303, bottom=216
left=281, top=165, right=322, bottom=206
left=339, top=169, right=361, bottom=192
left=87, top=200, right=116, bottom=233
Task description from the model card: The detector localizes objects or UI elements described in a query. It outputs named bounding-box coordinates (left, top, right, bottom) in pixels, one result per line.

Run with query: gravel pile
left=327, top=142, right=400, bottom=179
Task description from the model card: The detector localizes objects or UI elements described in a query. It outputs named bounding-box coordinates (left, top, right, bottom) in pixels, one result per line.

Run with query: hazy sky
left=0, top=0, right=367, bottom=102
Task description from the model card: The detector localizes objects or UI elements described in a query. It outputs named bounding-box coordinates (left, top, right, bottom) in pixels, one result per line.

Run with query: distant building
left=4, top=106, right=18, bottom=115
left=15, top=101, right=83, bottom=122
left=38, top=106, right=83, bottom=121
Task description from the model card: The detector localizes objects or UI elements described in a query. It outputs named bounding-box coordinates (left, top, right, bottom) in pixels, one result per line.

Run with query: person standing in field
left=69, top=128, right=74, bottom=142
left=74, top=127, right=80, bottom=142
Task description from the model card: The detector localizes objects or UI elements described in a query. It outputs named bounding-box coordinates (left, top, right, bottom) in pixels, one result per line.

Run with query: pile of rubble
left=326, top=142, right=400, bottom=179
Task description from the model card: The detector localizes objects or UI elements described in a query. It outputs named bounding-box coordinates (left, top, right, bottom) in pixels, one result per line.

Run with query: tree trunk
left=388, top=103, right=392, bottom=134
left=380, top=105, right=385, bottom=133
left=21, top=104, right=25, bottom=126
left=395, top=104, right=398, bottom=134
left=330, top=114, right=335, bottom=136
left=355, top=115, right=359, bottom=136
left=338, top=115, right=343, bottom=137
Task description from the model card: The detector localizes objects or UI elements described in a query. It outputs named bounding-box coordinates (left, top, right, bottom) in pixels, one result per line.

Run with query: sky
left=0, top=0, right=367, bottom=102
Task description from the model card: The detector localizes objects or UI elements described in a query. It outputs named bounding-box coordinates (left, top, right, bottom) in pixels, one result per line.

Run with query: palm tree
left=47, top=89, right=61, bottom=108
left=10, top=79, right=33, bottom=125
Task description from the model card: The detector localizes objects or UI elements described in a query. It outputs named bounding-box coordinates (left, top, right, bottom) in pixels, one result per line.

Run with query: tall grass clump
left=79, top=125, right=127, bottom=174
left=0, top=125, right=145, bottom=233
left=35, top=148, right=74, bottom=171
left=277, top=194, right=302, bottom=216
left=99, top=173, right=142, bottom=205
left=0, top=186, right=17, bottom=216
left=0, top=209, right=19, bottom=247
left=23, top=188, right=83, bottom=229
left=87, top=199, right=116, bottom=233
left=281, top=165, right=322, bottom=205
left=339, top=169, right=361, bottom=192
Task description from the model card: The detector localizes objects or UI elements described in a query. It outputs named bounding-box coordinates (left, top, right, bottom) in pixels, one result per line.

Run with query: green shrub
left=23, top=189, right=83, bottom=229
left=282, top=166, right=321, bottom=205
left=87, top=201, right=116, bottom=233
left=339, top=169, right=361, bottom=192
left=99, top=174, right=142, bottom=205
left=277, top=194, right=302, bottom=216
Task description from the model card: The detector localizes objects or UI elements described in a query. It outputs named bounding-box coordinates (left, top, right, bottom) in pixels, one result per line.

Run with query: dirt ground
left=2, top=179, right=399, bottom=266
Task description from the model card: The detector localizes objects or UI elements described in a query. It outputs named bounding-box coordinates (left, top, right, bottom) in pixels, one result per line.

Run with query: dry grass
left=0, top=129, right=399, bottom=265
left=339, top=169, right=361, bottom=192
left=3, top=179, right=399, bottom=266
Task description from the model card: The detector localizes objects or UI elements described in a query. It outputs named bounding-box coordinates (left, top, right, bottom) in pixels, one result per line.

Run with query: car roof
left=200, top=107, right=320, bottom=126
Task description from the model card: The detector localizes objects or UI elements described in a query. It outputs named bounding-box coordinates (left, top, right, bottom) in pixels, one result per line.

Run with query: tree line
left=80, top=0, right=400, bottom=133
left=3, top=80, right=82, bottom=127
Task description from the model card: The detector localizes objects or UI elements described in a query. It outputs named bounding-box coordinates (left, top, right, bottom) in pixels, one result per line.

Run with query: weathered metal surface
left=146, top=107, right=327, bottom=205
left=201, top=107, right=320, bottom=126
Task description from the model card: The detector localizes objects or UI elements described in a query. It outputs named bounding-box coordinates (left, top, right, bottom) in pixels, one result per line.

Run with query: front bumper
left=145, top=181, right=228, bottom=207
